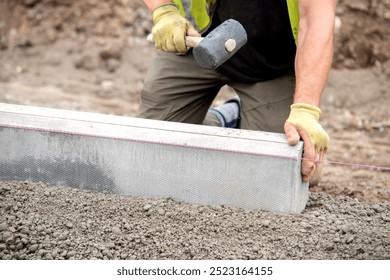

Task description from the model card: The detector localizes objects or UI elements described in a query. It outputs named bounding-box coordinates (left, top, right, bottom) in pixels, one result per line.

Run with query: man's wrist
left=290, top=103, right=321, bottom=121
left=152, top=3, right=180, bottom=23
left=143, top=0, right=173, bottom=12
left=152, top=3, right=178, bottom=14
left=291, top=103, right=321, bottom=112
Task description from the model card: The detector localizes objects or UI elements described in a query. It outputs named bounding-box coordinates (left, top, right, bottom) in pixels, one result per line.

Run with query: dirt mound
left=334, top=0, right=390, bottom=69
left=0, top=0, right=151, bottom=48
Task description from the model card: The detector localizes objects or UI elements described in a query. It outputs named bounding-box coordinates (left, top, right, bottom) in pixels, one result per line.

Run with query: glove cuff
left=152, top=4, right=180, bottom=24
left=290, top=103, right=321, bottom=121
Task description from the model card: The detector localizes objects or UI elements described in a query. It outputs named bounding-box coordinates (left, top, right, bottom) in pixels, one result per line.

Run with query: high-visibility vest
left=172, top=0, right=299, bottom=44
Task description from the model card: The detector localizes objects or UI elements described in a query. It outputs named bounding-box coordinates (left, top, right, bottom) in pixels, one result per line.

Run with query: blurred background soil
left=0, top=1, right=389, bottom=203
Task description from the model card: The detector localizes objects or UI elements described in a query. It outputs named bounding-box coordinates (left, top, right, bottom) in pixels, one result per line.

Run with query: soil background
left=0, top=0, right=389, bottom=260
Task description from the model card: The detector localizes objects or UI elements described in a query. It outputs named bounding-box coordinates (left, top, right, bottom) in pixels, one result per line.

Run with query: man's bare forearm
left=142, top=0, right=173, bottom=12
left=294, top=0, right=336, bottom=107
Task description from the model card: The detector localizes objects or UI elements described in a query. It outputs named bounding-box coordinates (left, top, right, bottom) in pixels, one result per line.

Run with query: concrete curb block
left=0, top=103, right=308, bottom=213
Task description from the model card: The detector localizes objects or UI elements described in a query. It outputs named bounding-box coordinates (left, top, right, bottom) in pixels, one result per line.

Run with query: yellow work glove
left=152, top=4, right=196, bottom=54
left=284, top=103, right=330, bottom=182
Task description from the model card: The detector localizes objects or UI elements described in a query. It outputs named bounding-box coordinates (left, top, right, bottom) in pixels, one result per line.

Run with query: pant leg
left=203, top=111, right=222, bottom=126
left=137, top=50, right=224, bottom=125
left=228, top=73, right=295, bottom=133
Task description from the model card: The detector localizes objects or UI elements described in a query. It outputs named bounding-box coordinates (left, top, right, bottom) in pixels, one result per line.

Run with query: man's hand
left=152, top=4, right=197, bottom=54
left=284, top=103, right=330, bottom=182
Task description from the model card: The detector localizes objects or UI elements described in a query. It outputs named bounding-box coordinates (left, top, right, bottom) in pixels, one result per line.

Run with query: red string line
left=301, top=157, right=390, bottom=171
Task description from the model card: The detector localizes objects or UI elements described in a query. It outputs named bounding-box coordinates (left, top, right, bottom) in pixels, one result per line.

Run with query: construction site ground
left=0, top=0, right=389, bottom=260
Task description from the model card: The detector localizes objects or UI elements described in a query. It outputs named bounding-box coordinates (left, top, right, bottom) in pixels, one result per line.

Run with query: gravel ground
left=1, top=180, right=389, bottom=260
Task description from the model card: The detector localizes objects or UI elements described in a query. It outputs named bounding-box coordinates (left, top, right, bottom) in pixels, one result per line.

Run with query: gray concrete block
left=0, top=103, right=308, bottom=213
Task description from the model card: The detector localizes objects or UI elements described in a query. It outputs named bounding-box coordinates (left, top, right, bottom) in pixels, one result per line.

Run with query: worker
left=137, top=0, right=336, bottom=184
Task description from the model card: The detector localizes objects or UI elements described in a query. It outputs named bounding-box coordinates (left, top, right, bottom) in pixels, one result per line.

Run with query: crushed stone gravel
left=1, top=180, right=389, bottom=260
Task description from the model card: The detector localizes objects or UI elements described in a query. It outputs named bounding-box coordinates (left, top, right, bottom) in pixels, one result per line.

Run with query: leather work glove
left=284, top=103, right=330, bottom=182
left=152, top=4, right=197, bottom=54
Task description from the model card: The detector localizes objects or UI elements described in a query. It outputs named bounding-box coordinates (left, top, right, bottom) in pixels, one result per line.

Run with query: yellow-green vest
left=172, top=0, right=299, bottom=45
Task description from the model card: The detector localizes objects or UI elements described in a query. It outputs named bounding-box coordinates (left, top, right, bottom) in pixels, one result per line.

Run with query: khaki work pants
left=137, top=50, right=295, bottom=133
